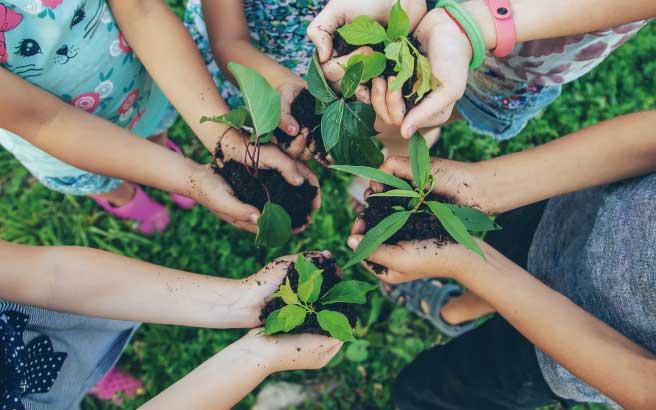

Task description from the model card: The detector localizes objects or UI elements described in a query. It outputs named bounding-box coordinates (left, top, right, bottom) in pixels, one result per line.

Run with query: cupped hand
left=373, top=8, right=472, bottom=137
left=239, top=328, right=343, bottom=373
left=276, top=80, right=315, bottom=161
left=238, top=251, right=332, bottom=328
left=218, top=129, right=322, bottom=230
left=368, top=155, right=497, bottom=214
left=307, top=0, right=428, bottom=63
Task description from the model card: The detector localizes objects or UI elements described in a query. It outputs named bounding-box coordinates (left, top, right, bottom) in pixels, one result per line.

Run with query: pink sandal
left=92, top=184, right=170, bottom=235
left=165, top=139, right=197, bottom=210
left=88, top=367, right=143, bottom=405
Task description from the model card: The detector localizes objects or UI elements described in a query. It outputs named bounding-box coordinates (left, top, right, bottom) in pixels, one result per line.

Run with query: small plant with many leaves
left=201, top=63, right=318, bottom=248
left=332, top=133, right=500, bottom=268
left=304, top=0, right=439, bottom=167
left=261, top=254, right=377, bottom=342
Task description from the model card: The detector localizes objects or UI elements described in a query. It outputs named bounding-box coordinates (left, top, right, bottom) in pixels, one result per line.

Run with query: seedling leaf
left=315, top=98, right=330, bottom=115
left=444, top=204, right=500, bottom=232
left=298, top=270, right=323, bottom=303
left=320, top=280, right=378, bottom=305
left=346, top=340, right=370, bottom=362
left=275, top=277, right=299, bottom=305
left=341, top=61, right=364, bottom=99
left=317, top=310, right=355, bottom=342
left=295, top=254, right=318, bottom=281
left=256, top=203, right=292, bottom=247
left=411, top=53, right=434, bottom=102
left=264, top=309, right=285, bottom=334
left=409, top=132, right=430, bottom=191
left=368, top=189, right=420, bottom=198
left=321, top=100, right=346, bottom=151
left=200, top=106, right=249, bottom=129
left=385, top=42, right=402, bottom=71
left=390, top=41, right=414, bottom=92
left=337, top=16, right=387, bottom=46
left=227, top=62, right=280, bottom=137
left=331, top=137, right=384, bottom=167
left=343, top=102, right=376, bottom=139
left=387, top=0, right=410, bottom=41
left=279, top=305, right=307, bottom=332
left=348, top=52, right=387, bottom=82
left=330, top=165, right=413, bottom=190
left=426, top=201, right=485, bottom=259
left=307, top=52, right=338, bottom=103
left=345, top=211, right=412, bottom=268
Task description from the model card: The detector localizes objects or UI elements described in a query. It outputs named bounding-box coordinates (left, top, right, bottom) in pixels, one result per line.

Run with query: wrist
left=222, top=335, right=275, bottom=377
left=460, top=1, right=498, bottom=49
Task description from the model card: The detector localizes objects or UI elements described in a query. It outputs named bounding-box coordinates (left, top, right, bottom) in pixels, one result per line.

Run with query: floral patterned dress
left=0, top=0, right=176, bottom=194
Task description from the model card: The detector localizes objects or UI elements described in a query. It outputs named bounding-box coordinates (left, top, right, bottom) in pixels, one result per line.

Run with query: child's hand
left=276, top=80, right=316, bottom=161
left=368, top=156, right=497, bottom=214
left=308, top=0, right=428, bottom=63
left=239, top=329, right=343, bottom=373
left=237, top=252, right=332, bottom=327
left=346, top=230, right=487, bottom=284
left=377, top=8, right=472, bottom=138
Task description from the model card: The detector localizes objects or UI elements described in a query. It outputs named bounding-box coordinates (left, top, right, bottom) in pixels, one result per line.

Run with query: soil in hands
left=259, top=254, right=357, bottom=335
left=361, top=185, right=454, bottom=245
left=274, top=89, right=327, bottom=161
left=333, top=34, right=422, bottom=111
left=212, top=149, right=317, bottom=229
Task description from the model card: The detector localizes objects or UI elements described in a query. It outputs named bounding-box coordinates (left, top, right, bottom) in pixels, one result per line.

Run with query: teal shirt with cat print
left=0, top=0, right=172, bottom=179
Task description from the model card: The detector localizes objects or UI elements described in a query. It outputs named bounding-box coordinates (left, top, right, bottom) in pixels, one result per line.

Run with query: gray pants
left=529, top=173, right=656, bottom=406
left=0, top=301, right=139, bottom=410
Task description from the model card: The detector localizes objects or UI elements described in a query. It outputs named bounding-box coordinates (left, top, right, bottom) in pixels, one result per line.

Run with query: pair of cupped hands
left=191, top=0, right=473, bottom=235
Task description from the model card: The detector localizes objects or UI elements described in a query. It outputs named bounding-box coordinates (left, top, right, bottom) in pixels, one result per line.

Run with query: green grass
left=1, top=3, right=653, bottom=409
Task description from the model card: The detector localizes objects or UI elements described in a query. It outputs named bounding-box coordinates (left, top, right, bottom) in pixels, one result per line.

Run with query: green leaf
left=256, top=203, right=292, bottom=247
left=387, top=0, right=410, bottom=41
left=298, top=270, right=323, bottom=303
left=385, top=42, right=402, bottom=72
left=409, top=132, right=430, bottom=191
left=330, top=165, right=412, bottom=190
left=425, top=201, right=485, bottom=259
left=331, top=137, right=384, bottom=168
left=341, top=61, right=364, bottom=99
left=275, top=277, right=299, bottom=305
left=368, top=189, right=420, bottom=198
left=279, top=304, right=307, bottom=332
left=345, top=211, right=411, bottom=268
left=346, top=340, right=370, bottom=362
left=264, top=309, right=285, bottom=335
left=444, top=204, right=501, bottom=232
left=295, top=254, right=319, bottom=281
left=411, top=53, right=433, bottom=102
left=343, top=102, right=376, bottom=139
left=259, top=132, right=273, bottom=144
left=200, top=106, right=248, bottom=129
left=227, top=62, right=280, bottom=137
left=320, top=280, right=377, bottom=305
left=348, top=52, right=387, bottom=82
left=390, top=41, right=414, bottom=92
left=317, top=310, right=355, bottom=342
left=337, top=16, right=387, bottom=46
left=315, top=98, right=330, bottom=115
left=321, top=99, right=345, bottom=151
left=307, top=52, right=338, bottom=103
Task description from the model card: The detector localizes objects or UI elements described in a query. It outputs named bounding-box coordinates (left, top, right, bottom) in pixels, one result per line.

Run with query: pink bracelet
left=485, top=0, right=516, bottom=57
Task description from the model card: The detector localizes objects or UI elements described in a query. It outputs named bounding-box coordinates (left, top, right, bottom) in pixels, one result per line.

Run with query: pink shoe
left=165, top=139, right=197, bottom=210
left=92, top=184, right=170, bottom=235
left=88, top=367, right=143, bottom=405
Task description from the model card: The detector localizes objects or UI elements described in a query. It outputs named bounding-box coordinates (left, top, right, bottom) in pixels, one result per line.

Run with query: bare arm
left=0, top=240, right=291, bottom=328
left=140, top=330, right=342, bottom=410
left=378, top=111, right=656, bottom=214
left=355, top=240, right=656, bottom=410
left=109, top=0, right=232, bottom=151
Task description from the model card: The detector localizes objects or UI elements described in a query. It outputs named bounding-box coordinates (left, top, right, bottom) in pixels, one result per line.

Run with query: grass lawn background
left=0, top=2, right=653, bottom=409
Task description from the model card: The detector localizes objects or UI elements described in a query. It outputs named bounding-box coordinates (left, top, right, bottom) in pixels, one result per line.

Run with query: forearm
left=139, top=338, right=270, bottom=410
left=0, top=241, right=255, bottom=328
left=110, top=0, right=232, bottom=151
left=459, top=0, right=656, bottom=49
left=458, top=245, right=656, bottom=409
left=476, top=111, right=656, bottom=213
left=201, top=1, right=302, bottom=89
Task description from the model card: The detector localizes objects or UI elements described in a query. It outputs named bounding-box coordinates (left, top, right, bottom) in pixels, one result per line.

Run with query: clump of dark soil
left=274, top=89, right=327, bottom=161
left=212, top=158, right=317, bottom=229
left=260, top=254, right=357, bottom=335
left=333, top=34, right=423, bottom=111
left=361, top=186, right=454, bottom=245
